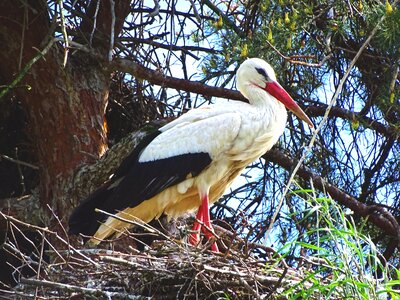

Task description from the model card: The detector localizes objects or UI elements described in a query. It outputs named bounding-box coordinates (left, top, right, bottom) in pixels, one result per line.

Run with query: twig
left=0, top=212, right=100, bottom=267
left=33, top=230, right=46, bottom=299
left=122, top=37, right=217, bottom=59
left=94, top=208, right=182, bottom=248
left=0, top=38, right=58, bottom=100
left=58, top=0, right=69, bottom=67
left=264, top=4, right=398, bottom=245
left=89, top=0, right=100, bottom=46
left=202, top=265, right=302, bottom=286
left=14, top=148, right=26, bottom=194
left=108, top=0, right=115, bottom=62
left=233, top=265, right=261, bottom=300
left=20, top=278, right=150, bottom=299
left=188, top=0, right=202, bottom=23
left=265, top=40, right=332, bottom=67
left=0, top=154, right=39, bottom=170
left=202, top=0, right=245, bottom=38
left=18, top=5, right=27, bottom=70
left=146, top=0, right=160, bottom=18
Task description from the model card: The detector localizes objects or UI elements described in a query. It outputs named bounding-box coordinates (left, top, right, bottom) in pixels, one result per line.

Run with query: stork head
left=237, top=58, right=314, bottom=128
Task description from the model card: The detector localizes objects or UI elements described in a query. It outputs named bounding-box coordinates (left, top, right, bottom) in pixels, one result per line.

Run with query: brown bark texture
left=0, top=1, right=129, bottom=219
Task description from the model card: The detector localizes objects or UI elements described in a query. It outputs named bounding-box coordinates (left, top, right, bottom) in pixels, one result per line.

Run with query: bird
left=68, top=58, right=314, bottom=252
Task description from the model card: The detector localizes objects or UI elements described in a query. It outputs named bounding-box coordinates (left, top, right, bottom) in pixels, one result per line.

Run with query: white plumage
left=69, top=58, right=313, bottom=252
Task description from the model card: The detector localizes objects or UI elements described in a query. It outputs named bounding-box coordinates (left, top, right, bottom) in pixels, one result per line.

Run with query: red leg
left=199, top=194, right=219, bottom=252
left=189, top=206, right=203, bottom=246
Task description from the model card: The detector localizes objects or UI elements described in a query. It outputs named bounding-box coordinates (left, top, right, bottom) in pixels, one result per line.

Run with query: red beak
left=264, top=81, right=314, bottom=128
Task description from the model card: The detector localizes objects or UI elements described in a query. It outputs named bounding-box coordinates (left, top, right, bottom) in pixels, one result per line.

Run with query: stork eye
left=255, top=67, right=269, bottom=80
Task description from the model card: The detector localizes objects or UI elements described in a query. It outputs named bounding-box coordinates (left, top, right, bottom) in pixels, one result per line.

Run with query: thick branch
left=265, top=149, right=400, bottom=238
left=111, top=59, right=399, bottom=142
left=73, top=129, right=153, bottom=202
left=110, top=58, right=247, bottom=101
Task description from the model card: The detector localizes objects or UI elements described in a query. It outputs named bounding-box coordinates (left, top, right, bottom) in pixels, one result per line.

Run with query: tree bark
left=0, top=1, right=129, bottom=222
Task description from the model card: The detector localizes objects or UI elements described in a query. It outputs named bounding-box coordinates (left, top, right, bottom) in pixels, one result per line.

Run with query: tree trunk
left=0, top=1, right=129, bottom=223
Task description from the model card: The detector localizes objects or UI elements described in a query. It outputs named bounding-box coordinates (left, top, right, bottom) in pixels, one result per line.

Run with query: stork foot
left=189, top=232, right=200, bottom=246
left=188, top=194, right=219, bottom=252
left=189, top=206, right=202, bottom=246
left=201, top=221, right=219, bottom=252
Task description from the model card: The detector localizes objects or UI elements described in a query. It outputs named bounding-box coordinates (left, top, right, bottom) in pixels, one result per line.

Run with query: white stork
left=69, top=58, right=313, bottom=252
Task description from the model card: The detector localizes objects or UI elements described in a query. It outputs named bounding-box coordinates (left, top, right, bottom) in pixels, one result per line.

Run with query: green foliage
left=355, top=0, right=400, bottom=58
left=277, top=190, right=400, bottom=299
left=197, top=0, right=399, bottom=92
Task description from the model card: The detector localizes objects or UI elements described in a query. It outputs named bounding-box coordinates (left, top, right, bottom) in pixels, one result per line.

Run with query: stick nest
left=0, top=213, right=322, bottom=299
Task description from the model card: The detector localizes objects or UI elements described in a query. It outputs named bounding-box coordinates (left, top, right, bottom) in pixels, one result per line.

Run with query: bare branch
left=20, top=278, right=144, bottom=299
left=110, top=58, right=246, bottom=101
left=265, top=148, right=400, bottom=239
left=305, top=104, right=400, bottom=141
left=108, top=0, right=115, bottom=62
left=0, top=154, right=39, bottom=170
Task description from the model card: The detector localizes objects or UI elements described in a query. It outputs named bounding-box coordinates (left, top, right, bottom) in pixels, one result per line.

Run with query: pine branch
left=265, top=148, right=400, bottom=239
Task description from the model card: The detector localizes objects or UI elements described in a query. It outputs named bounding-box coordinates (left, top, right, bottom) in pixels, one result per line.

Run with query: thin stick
left=0, top=154, right=39, bottom=170
left=264, top=4, right=397, bottom=245
left=58, top=0, right=69, bottom=67
left=94, top=208, right=181, bottom=248
left=20, top=278, right=150, bottom=299
left=0, top=38, right=58, bottom=100
left=108, top=0, right=115, bottom=62
left=0, top=211, right=100, bottom=267
left=265, top=40, right=333, bottom=68
left=89, top=0, right=100, bottom=46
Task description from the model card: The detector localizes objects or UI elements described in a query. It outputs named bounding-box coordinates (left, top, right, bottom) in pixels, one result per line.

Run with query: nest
left=0, top=213, right=325, bottom=300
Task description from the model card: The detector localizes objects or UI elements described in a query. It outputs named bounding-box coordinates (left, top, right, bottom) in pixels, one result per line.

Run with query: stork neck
left=244, top=84, right=284, bottom=110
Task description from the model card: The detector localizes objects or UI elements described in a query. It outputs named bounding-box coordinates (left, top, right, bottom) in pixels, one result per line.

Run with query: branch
left=20, top=278, right=143, bottom=299
left=265, top=40, right=333, bottom=68
left=201, top=0, right=245, bottom=38
left=0, top=38, right=57, bottom=100
left=78, top=0, right=130, bottom=56
left=306, top=105, right=400, bottom=142
left=130, top=8, right=215, bottom=21
left=121, top=37, right=219, bottom=58
left=110, top=58, right=247, bottom=102
left=0, top=154, right=39, bottom=170
left=108, top=0, right=115, bottom=62
left=110, top=59, right=399, bottom=142
left=265, top=148, right=400, bottom=239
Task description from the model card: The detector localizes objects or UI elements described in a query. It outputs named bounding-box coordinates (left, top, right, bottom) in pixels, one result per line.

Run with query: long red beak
left=264, top=81, right=314, bottom=128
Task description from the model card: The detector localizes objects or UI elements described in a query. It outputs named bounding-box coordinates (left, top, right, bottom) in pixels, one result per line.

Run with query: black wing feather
left=68, top=130, right=212, bottom=237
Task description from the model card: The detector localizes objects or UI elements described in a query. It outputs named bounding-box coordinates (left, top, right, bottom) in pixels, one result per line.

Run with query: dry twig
left=0, top=213, right=338, bottom=299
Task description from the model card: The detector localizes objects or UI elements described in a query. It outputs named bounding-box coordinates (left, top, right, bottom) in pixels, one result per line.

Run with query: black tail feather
left=68, top=184, right=114, bottom=237
left=68, top=131, right=163, bottom=238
